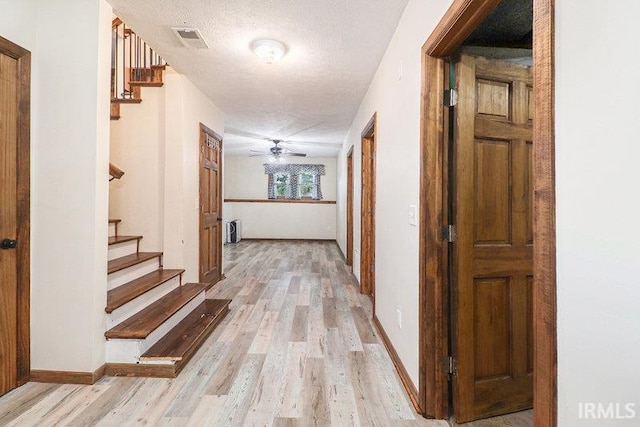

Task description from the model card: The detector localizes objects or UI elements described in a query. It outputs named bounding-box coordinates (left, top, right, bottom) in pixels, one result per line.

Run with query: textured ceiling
left=464, top=0, right=533, bottom=46
left=106, top=0, right=410, bottom=157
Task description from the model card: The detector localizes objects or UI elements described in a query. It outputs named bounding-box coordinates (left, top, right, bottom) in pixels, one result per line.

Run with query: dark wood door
left=360, top=115, right=376, bottom=297
left=346, top=147, right=354, bottom=266
left=452, top=54, right=533, bottom=422
left=0, top=49, right=19, bottom=397
left=199, top=124, right=223, bottom=285
left=0, top=38, right=30, bottom=396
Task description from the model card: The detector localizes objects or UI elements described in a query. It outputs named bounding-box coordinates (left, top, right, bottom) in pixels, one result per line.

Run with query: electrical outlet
left=409, top=205, right=417, bottom=226
left=397, top=308, right=402, bottom=329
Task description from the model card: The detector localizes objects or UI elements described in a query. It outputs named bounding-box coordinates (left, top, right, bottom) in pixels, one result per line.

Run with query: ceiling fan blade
left=249, top=153, right=271, bottom=157
left=281, top=140, right=343, bottom=147
left=282, top=153, right=307, bottom=157
left=225, top=128, right=271, bottom=140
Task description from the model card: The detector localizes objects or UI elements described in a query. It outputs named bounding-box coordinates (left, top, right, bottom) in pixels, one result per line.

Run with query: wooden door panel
left=526, top=142, right=534, bottom=244
left=473, top=277, right=510, bottom=380
left=199, top=127, right=222, bottom=285
left=476, top=79, right=510, bottom=119
left=0, top=52, right=18, bottom=396
left=452, top=55, right=533, bottom=422
left=474, top=139, right=510, bottom=244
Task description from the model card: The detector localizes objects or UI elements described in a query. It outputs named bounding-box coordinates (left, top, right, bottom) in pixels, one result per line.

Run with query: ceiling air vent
left=171, top=27, right=208, bottom=49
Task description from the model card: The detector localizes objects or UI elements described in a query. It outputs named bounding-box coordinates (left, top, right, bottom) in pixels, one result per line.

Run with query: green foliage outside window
left=274, top=173, right=289, bottom=197
left=299, top=173, right=314, bottom=197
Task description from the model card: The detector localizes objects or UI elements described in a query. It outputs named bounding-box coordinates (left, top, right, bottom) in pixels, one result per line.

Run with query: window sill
left=224, top=198, right=336, bottom=205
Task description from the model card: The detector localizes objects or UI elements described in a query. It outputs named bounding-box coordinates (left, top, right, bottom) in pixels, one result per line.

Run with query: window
left=299, top=173, right=314, bottom=198
left=264, top=163, right=326, bottom=200
left=273, top=173, right=290, bottom=198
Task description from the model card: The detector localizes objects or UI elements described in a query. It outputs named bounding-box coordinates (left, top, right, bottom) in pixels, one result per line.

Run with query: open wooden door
left=199, top=124, right=223, bottom=286
left=346, top=146, right=354, bottom=266
left=360, top=114, right=376, bottom=297
left=0, top=36, right=30, bottom=396
left=451, top=54, right=533, bottom=422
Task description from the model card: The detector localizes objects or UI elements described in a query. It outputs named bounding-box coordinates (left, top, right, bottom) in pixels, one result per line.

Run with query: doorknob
left=1, top=239, right=18, bottom=250
left=216, top=217, right=223, bottom=222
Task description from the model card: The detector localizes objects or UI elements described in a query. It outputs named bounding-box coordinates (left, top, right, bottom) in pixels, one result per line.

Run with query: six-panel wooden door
left=452, top=54, right=534, bottom=422
left=199, top=125, right=223, bottom=286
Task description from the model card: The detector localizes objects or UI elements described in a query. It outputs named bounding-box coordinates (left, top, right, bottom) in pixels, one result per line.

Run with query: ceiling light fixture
left=252, top=39, right=286, bottom=64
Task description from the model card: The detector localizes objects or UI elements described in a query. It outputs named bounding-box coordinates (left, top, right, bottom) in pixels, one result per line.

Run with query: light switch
left=409, top=205, right=417, bottom=226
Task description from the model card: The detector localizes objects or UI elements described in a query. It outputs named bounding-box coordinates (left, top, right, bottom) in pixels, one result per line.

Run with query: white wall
left=163, top=72, right=225, bottom=282
left=225, top=156, right=337, bottom=240
left=110, top=83, right=166, bottom=252
left=555, top=2, right=640, bottom=425
left=2, top=0, right=112, bottom=372
left=336, top=0, right=452, bottom=389
left=110, top=68, right=225, bottom=283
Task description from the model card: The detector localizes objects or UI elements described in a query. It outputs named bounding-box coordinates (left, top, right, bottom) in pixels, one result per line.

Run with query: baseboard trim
left=104, top=363, right=178, bottom=378
left=239, top=238, right=337, bottom=242
left=335, top=241, right=346, bottom=262
left=372, top=315, right=421, bottom=414
left=31, top=365, right=105, bottom=385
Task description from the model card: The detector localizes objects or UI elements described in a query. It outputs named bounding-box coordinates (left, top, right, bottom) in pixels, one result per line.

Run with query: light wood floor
left=0, top=240, right=448, bottom=426
left=449, top=410, right=533, bottom=426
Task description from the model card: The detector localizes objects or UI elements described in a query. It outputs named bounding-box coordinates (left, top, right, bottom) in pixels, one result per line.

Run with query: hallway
left=0, top=241, right=444, bottom=426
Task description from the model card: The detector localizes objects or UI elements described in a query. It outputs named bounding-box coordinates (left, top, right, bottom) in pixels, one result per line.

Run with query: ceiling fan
left=249, top=139, right=307, bottom=158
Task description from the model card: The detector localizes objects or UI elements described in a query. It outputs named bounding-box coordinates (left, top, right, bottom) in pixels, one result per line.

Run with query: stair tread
left=111, top=98, right=142, bottom=104
left=129, top=81, right=164, bottom=87
left=141, top=299, right=231, bottom=361
left=106, top=268, right=185, bottom=313
left=108, top=235, right=143, bottom=246
left=105, top=282, right=208, bottom=339
left=108, top=252, right=162, bottom=275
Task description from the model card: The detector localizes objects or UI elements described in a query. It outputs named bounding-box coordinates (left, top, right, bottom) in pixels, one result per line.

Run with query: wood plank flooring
left=0, top=240, right=448, bottom=426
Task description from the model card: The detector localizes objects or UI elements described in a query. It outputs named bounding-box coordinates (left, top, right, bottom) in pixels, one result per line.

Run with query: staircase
left=105, top=219, right=230, bottom=377
left=110, top=17, right=167, bottom=120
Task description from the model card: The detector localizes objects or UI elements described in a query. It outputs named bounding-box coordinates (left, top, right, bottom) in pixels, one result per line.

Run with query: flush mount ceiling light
left=252, top=39, right=286, bottom=64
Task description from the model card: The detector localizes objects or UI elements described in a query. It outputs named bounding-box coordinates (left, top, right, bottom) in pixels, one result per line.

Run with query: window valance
left=263, top=163, right=326, bottom=176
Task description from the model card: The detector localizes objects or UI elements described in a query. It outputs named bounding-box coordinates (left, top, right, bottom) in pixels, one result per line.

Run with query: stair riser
left=108, top=258, right=161, bottom=290
left=109, top=222, right=117, bottom=238
left=105, top=292, right=206, bottom=364
left=108, top=240, right=138, bottom=261
left=107, top=276, right=181, bottom=329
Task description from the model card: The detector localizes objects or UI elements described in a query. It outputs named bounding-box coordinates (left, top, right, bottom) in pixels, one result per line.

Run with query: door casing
left=0, top=35, right=31, bottom=393
left=346, top=146, right=354, bottom=266
left=360, top=113, right=377, bottom=299
left=417, top=0, right=556, bottom=424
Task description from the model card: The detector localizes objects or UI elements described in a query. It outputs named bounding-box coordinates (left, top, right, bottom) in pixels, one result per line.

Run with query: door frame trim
left=0, top=35, right=31, bottom=387
left=418, top=0, right=556, bottom=423
left=346, top=145, right=354, bottom=266
left=198, top=122, right=223, bottom=285
left=360, top=113, right=377, bottom=299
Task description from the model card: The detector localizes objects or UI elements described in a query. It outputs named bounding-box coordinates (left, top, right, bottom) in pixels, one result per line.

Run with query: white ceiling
left=106, top=0, right=410, bottom=157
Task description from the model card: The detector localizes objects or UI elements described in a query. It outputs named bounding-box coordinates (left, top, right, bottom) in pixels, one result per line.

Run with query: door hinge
left=370, top=264, right=375, bottom=273
left=442, top=224, right=456, bottom=243
left=444, top=89, right=458, bottom=107
left=444, top=356, right=457, bottom=375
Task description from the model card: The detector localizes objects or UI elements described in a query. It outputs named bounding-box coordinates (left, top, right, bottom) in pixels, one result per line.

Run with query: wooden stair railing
left=111, top=17, right=167, bottom=120
left=109, top=162, right=125, bottom=181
